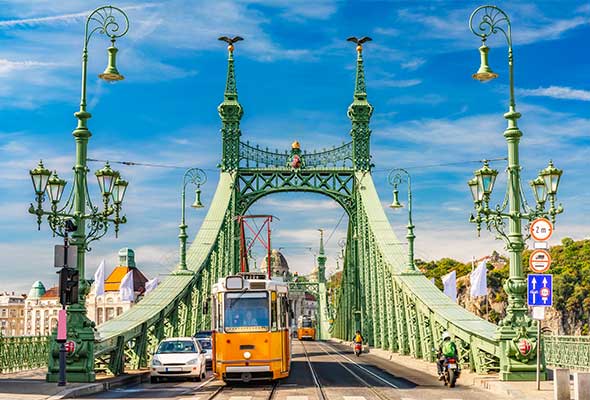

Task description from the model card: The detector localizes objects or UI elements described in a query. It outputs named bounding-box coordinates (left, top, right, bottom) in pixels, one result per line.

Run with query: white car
left=195, top=337, right=212, bottom=370
left=150, top=337, right=207, bottom=383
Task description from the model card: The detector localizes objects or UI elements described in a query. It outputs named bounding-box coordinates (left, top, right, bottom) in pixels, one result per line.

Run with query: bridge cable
left=86, top=158, right=219, bottom=172
left=325, top=211, right=346, bottom=246
left=373, top=156, right=507, bottom=172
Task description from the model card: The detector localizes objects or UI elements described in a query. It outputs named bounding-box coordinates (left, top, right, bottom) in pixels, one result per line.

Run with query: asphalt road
left=80, top=340, right=510, bottom=400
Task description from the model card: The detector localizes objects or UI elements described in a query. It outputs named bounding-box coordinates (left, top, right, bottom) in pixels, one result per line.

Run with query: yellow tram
left=211, top=272, right=291, bottom=382
left=297, top=315, right=316, bottom=341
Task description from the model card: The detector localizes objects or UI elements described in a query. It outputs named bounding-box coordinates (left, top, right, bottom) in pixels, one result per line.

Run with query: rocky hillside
left=418, top=238, right=590, bottom=336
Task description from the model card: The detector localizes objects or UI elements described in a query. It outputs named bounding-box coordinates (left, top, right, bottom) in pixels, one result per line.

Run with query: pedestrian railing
left=0, top=335, right=50, bottom=373
left=544, top=335, right=590, bottom=371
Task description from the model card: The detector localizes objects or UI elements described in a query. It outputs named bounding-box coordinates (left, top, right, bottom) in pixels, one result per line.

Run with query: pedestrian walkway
left=340, top=340, right=572, bottom=400
left=0, top=368, right=148, bottom=400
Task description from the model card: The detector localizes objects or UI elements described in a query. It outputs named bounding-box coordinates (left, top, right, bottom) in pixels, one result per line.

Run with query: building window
left=117, top=307, right=123, bottom=316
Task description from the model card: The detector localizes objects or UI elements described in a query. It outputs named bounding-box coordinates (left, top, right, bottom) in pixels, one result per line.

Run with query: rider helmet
left=442, top=331, right=451, bottom=341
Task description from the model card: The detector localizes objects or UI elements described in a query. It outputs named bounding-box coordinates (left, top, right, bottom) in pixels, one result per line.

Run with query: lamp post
left=388, top=168, right=418, bottom=274
left=178, top=168, right=206, bottom=273
left=28, top=6, right=130, bottom=383
left=468, top=5, right=563, bottom=381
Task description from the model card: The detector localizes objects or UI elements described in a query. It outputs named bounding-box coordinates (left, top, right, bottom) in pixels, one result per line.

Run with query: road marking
left=286, top=397, right=309, bottom=400
left=343, top=397, right=366, bottom=400
left=229, top=397, right=252, bottom=400
left=320, top=342, right=399, bottom=389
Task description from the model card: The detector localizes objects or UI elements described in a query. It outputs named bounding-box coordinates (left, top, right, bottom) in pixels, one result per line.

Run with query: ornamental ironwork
left=239, top=141, right=353, bottom=169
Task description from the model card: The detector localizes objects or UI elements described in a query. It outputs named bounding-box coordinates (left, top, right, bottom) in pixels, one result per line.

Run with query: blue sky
left=0, top=0, right=588, bottom=293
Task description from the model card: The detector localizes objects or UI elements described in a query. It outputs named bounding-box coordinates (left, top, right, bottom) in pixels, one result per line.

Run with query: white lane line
left=320, top=342, right=399, bottom=389
left=229, top=397, right=252, bottom=400
left=343, top=397, right=366, bottom=400
left=286, top=397, right=309, bottom=400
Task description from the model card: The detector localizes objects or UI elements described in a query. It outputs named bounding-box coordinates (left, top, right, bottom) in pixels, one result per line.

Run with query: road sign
left=530, top=218, right=553, bottom=242
left=529, top=249, right=552, bottom=273
left=54, top=245, right=77, bottom=268
left=532, top=307, right=545, bottom=320
left=527, top=274, right=553, bottom=307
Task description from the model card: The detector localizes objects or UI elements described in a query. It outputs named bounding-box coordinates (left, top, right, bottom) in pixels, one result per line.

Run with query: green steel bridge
left=17, top=36, right=586, bottom=382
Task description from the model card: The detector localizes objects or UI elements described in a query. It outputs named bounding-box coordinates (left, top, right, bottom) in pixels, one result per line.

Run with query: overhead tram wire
left=372, top=156, right=508, bottom=172
left=86, top=158, right=219, bottom=172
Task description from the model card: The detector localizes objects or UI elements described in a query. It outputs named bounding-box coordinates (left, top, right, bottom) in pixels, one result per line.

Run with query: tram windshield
left=302, top=319, right=313, bottom=328
left=224, top=292, right=269, bottom=331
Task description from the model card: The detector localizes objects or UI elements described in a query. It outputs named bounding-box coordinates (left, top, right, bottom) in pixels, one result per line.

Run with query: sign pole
left=536, top=319, right=541, bottom=390
left=57, top=233, right=69, bottom=386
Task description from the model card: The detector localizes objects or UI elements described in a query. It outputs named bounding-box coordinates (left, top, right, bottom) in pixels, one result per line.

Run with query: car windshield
left=198, top=339, right=212, bottom=350
left=224, top=292, right=269, bottom=331
left=156, top=340, right=196, bottom=354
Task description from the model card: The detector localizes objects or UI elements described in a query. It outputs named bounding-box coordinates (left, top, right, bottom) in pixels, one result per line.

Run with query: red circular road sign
left=529, top=249, right=552, bottom=273
left=540, top=287, right=550, bottom=298
left=530, top=218, right=553, bottom=242
left=65, top=341, right=76, bottom=353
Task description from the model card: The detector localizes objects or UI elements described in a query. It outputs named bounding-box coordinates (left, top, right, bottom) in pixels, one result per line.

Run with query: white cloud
left=518, top=86, right=590, bottom=101
left=373, top=27, right=400, bottom=36
left=401, top=58, right=426, bottom=70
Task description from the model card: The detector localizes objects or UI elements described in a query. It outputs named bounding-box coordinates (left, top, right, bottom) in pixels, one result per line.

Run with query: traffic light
left=59, top=267, right=79, bottom=306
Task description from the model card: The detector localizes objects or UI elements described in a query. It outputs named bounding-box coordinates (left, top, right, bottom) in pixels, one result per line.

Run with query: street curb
left=47, top=371, right=150, bottom=399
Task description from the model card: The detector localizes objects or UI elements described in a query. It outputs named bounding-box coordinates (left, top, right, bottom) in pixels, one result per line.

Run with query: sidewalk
left=0, top=368, right=149, bottom=400
left=330, top=339, right=572, bottom=400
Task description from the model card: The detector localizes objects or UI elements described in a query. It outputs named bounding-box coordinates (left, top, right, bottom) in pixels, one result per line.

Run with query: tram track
left=300, top=339, right=399, bottom=400
left=202, top=379, right=278, bottom=400
left=300, top=340, right=328, bottom=400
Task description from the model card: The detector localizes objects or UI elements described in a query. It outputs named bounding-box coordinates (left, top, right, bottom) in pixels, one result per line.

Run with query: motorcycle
left=353, top=342, right=362, bottom=357
left=442, top=356, right=460, bottom=388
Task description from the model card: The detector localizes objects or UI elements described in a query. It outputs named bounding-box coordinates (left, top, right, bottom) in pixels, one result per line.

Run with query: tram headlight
left=186, top=358, right=201, bottom=365
left=152, top=358, right=162, bottom=366
left=243, top=351, right=251, bottom=360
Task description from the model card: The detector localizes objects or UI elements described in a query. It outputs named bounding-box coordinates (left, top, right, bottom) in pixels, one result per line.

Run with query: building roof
left=28, top=281, right=46, bottom=300
left=104, top=266, right=148, bottom=292
left=41, top=286, right=59, bottom=299
left=260, top=249, right=289, bottom=276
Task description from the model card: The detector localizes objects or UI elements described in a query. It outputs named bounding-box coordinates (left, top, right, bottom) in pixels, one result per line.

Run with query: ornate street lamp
left=27, top=5, right=130, bottom=383
left=468, top=5, right=563, bottom=380
left=178, top=168, right=207, bottom=273
left=387, top=168, right=418, bottom=274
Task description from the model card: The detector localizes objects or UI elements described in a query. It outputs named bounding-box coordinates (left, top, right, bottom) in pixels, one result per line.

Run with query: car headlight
left=152, top=358, right=162, bottom=366
left=186, top=358, right=201, bottom=365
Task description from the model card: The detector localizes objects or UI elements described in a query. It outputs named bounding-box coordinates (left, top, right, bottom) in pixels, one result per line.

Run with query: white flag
left=470, top=260, right=488, bottom=298
left=93, top=260, right=105, bottom=297
left=430, top=277, right=435, bottom=285
left=119, top=270, right=135, bottom=302
left=442, top=270, right=457, bottom=302
left=145, top=277, right=159, bottom=294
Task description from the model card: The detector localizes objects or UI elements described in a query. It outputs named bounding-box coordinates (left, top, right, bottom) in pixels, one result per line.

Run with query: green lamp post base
left=496, top=325, right=546, bottom=381
left=46, top=304, right=96, bottom=383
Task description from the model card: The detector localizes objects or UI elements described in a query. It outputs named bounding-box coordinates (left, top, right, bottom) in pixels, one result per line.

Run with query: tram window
left=224, top=292, right=269, bottom=330
left=271, top=294, right=277, bottom=331
left=279, top=296, right=287, bottom=329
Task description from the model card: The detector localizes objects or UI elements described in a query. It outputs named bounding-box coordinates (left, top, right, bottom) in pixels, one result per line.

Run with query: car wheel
left=150, top=376, right=158, bottom=384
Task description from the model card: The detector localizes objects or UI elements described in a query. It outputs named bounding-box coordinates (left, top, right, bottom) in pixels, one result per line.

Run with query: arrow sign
left=528, top=274, right=552, bottom=307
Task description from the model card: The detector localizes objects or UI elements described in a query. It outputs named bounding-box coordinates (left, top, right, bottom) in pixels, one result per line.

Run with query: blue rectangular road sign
left=527, top=274, right=553, bottom=307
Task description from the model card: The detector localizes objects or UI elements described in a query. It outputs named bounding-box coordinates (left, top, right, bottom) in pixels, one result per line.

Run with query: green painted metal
left=544, top=336, right=590, bottom=372
left=468, top=5, right=563, bottom=381
left=26, top=5, right=130, bottom=383
left=0, top=335, right=50, bottom=373
left=178, top=168, right=207, bottom=272
left=55, top=31, right=580, bottom=382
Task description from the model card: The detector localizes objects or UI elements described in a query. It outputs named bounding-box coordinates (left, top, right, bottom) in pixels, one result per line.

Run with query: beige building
left=86, top=248, right=148, bottom=325
left=24, top=282, right=61, bottom=336
left=23, top=248, right=149, bottom=336
left=0, top=292, right=26, bottom=336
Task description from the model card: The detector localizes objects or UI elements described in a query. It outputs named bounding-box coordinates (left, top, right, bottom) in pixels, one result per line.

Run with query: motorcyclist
left=353, top=330, right=364, bottom=345
left=437, top=331, right=458, bottom=380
